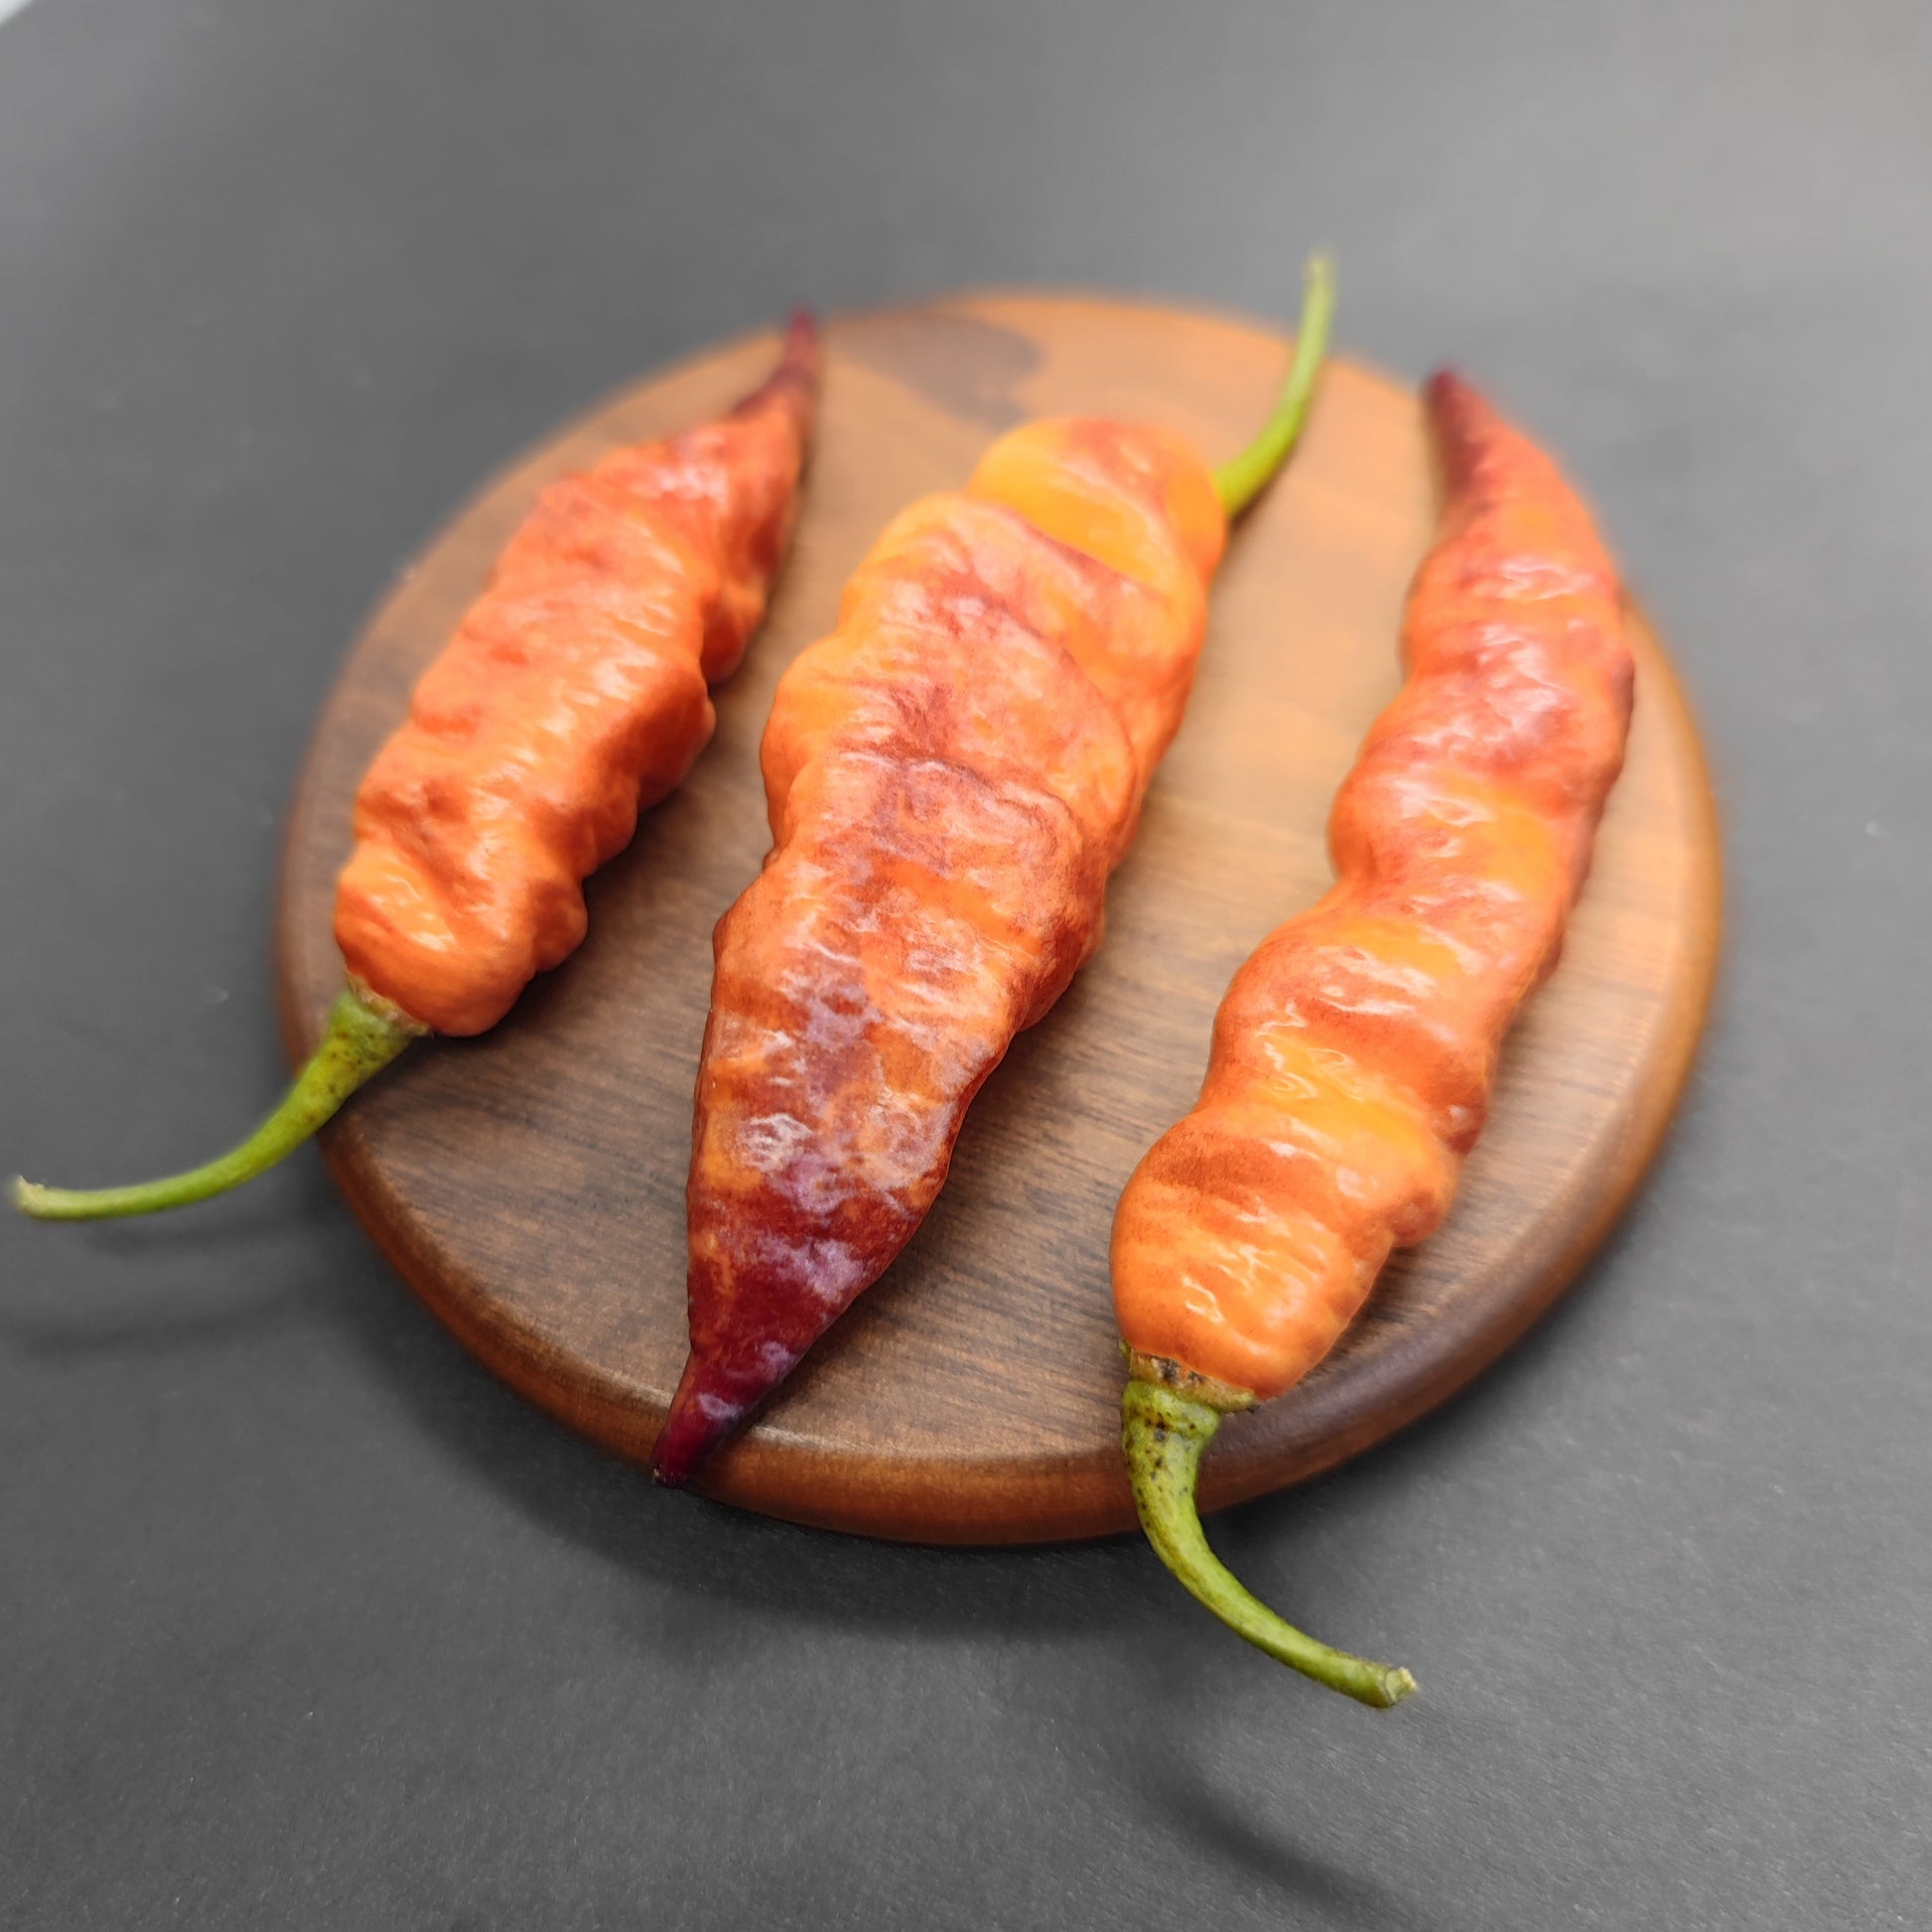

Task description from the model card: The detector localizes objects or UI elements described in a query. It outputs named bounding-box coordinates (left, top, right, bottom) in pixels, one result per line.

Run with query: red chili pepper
left=17, top=317, right=820, bottom=1221
left=1115, top=371, right=1636, bottom=1705
left=653, top=262, right=1337, bottom=1485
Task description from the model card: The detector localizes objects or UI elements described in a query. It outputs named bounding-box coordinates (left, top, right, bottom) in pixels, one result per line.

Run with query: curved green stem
left=1122, top=1379, right=1417, bottom=1708
left=1213, top=252, right=1337, bottom=519
left=14, top=985, right=422, bottom=1221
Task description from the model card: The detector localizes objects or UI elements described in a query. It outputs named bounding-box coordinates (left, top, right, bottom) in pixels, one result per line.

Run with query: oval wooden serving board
left=278, top=293, right=1722, bottom=1544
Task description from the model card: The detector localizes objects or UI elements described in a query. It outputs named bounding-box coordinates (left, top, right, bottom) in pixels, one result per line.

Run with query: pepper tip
left=651, top=1367, right=748, bottom=1489
left=778, top=308, right=822, bottom=383
left=1420, top=368, right=1501, bottom=502
left=732, top=310, right=822, bottom=424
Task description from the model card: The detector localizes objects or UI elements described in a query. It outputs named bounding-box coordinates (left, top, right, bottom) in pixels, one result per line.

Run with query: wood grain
left=275, top=294, right=1723, bottom=1544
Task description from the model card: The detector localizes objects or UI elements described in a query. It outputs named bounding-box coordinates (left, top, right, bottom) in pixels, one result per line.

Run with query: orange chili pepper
left=17, top=317, right=820, bottom=1220
left=653, top=261, right=1336, bottom=1486
left=1115, top=370, right=1635, bottom=1706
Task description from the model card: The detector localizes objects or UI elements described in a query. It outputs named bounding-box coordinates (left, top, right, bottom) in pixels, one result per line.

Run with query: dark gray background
left=2, top=1, right=1925, bottom=1926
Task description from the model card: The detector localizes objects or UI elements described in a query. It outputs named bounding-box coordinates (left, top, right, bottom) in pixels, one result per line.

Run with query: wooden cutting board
left=276, top=293, right=1722, bottom=1544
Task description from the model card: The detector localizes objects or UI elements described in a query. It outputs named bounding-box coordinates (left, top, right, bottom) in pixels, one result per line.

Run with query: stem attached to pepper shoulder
left=14, top=984, right=423, bottom=1221
left=1212, top=253, right=1337, bottom=520
left=1122, top=1378, right=1417, bottom=1708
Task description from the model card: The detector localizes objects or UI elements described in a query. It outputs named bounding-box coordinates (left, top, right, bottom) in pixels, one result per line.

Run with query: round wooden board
left=278, top=293, right=1722, bottom=1545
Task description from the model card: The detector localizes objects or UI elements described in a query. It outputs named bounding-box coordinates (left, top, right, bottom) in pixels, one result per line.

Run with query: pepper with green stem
left=1114, top=364, right=1640, bottom=1704
left=17, top=315, right=821, bottom=1221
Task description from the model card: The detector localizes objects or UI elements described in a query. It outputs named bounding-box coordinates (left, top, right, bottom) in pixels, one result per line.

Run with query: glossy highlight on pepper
left=1114, top=369, right=1636, bottom=1703
left=653, top=260, right=1336, bottom=1486
left=16, top=315, right=820, bottom=1220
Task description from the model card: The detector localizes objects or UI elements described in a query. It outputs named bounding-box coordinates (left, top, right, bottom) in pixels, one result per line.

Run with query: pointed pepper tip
left=651, top=1367, right=751, bottom=1488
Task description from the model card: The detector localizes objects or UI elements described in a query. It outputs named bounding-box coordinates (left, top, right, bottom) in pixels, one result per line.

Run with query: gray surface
left=2, top=1, right=1925, bottom=1925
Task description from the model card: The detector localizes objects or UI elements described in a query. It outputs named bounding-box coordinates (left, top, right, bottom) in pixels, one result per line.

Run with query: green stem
left=14, top=985, right=421, bottom=1221
left=1213, top=252, right=1337, bottom=518
left=1122, top=1379, right=1417, bottom=1708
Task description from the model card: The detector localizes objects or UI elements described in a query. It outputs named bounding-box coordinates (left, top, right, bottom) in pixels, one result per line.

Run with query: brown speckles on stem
left=1122, top=1378, right=1416, bottom=1708
left=1125, top=1349, right=1257, bottom=1414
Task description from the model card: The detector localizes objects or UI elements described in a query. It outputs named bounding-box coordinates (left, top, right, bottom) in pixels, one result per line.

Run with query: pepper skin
left=1115, top=370, right=1635, bottom=1705
left=17, top=316, right=819, bottom=1220
left=654, top=263, right=1336, bottom=1486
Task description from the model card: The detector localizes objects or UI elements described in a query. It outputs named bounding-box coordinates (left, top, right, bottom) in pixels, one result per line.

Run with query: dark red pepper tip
left=781, top=306, right=819, bottom=360
left=650, top=1358, right=754, bottom=1488
left=1421, top=367, right=1502, bottom=498
left=729, top=309, right=821, bottom=424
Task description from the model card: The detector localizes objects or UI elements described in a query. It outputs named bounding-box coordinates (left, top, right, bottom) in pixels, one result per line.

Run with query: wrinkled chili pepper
left=17, top=316, right=820, bottom=1220
left=1114, top=370, right=1636, bottom=1705
left=653, top=261, right=1336, bottom=1485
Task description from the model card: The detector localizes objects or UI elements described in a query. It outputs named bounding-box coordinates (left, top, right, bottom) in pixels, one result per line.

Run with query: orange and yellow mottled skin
left=655, top=419, right=1226, bottom=1482
left=1112, top=372, right=1634, bottom=1402
left=333, top=320, right=818, bottom=1036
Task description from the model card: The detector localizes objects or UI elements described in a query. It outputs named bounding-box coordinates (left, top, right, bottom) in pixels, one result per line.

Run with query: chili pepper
left=16, top=315, right=820, bottom=1221
left=1114, top=370, right=1636, bottom=1705
left=652, top=260, right=1336, bottom=1486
